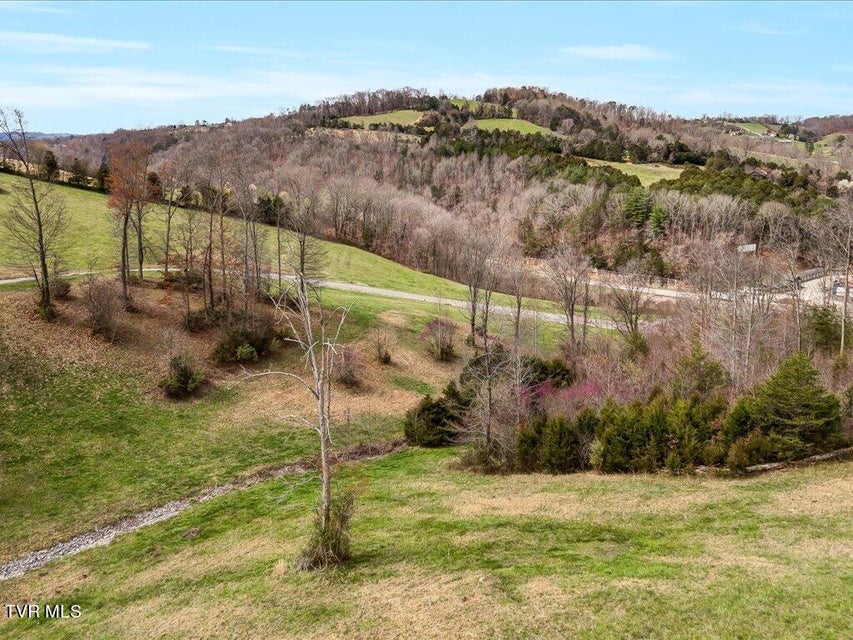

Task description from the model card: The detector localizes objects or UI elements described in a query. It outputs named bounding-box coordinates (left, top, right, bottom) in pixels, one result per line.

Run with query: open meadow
left=0, top=446, right=850, bottom=639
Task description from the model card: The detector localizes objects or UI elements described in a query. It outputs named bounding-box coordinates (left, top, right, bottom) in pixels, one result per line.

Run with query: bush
left=372, top=329, right=392, bottom=365
left=516, top=420, right=543, bottom=472
left=804, top=306, right=849, bottom=352
left=515, top=408, right=598, bottom=474
left=523, top=356, right=575, bottom=388
left=182, top=308, right=211, bottom=333
left=422, top=317, right=456, bottom=361
left=336, top=345, right=363, bottom=388
left=83, top=276, right=120, bottom=341
left=672, top=342, right=730, bottom=399
left=541, top=415, right=590, bottom=473
left=750, top=352, right=842, bottom=447
left=297, top=489, right=355, bottom=570
left=213, top=326, right=278, bottom=365
left=404, top=393, right=459, bottom=447
left=159, top=354, right=205, bottom=399
left=50, top=278, right=72, bottom=300
left=235, top=343, right=258, bottom=362
left=726, top=437, right=751, bottom=474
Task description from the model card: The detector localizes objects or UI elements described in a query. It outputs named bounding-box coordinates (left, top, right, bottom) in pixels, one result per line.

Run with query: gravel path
left=0, top=268, right=631, bottom=329
left=0, top=442, right=404, bottom=582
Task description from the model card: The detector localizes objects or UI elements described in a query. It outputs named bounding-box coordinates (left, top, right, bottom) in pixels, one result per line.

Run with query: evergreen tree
left=751, top=352, right=842, bottom=446
left=649, top=203, right=668, bottom=237
left=68, top=157, right=89, bottom=186
left=95, top=160, right=109, bottom=192
left=42, top=149, right=59, bottom=182
left=623, top=188, right=652, bottom=227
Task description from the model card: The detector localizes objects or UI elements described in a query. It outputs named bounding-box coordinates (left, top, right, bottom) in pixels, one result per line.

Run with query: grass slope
left=1, top=447, right=850, bottom=639
left=583, top=158, right=684, bottom=187
left=0, top=279, right=571, bottom=563
left=475, top=118, right=562, bottom=138
left=0, top=173, right=559, bottom=311
left=342, top=110, right=424, bottom=127
left=733, top=121, right=770, bottom=136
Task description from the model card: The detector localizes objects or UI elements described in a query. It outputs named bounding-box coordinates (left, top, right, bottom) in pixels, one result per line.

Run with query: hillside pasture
left=0, top=172, right=595, bottom=318
left=475, top=118, right=562, bottom=138
left=0, top=447, right=850, bottom=639
left=342, top=110, right=424, bottom=127
left=583, top=158, right=684, bottom=187
left=732, top=121, right=770, bottom=136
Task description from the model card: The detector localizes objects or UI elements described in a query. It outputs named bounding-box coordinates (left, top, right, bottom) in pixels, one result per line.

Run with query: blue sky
left=1, top=1, right=851, bottom=134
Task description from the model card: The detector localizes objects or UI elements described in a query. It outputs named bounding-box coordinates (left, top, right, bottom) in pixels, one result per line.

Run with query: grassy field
left=0, top=173, right=567, bottom=314
left=0, top=274, right=573, bottom=564
left=0, top=447, right=849, bottom=639
left=342, top=110, right=424, bottom=127
left=733, top=121, right=770, bottom=136
left=475, top=118, right=562, bottom=138
left=583, top=158, right=684, bottom=187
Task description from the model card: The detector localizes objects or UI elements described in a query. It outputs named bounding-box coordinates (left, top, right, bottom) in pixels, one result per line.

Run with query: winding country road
left=0, top=269, right=632, bottom=330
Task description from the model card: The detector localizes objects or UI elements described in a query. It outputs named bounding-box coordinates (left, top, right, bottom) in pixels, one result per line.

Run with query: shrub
left=541, top=415, right=587, bottom=473
left=672, top=342, right=730, bottom=399
left=159, top=354, right=205, bottom=399
left=50, top=278, right=72, bottom=300
left=235, top=343, right=258, bottom=362
left=213, top=326, right=278, bottom=365
left=182, top=309, right=211, bottom=333
left=336, top=345, right=363, bottom=388
left=516, top=419, right=543, bottom=472
left=702, top=438, right=727, bottom=466
left=804, top=306, right=849, bottom=352
left=515, top=408, right=598, bottom=474
left=372, top=329, right=392, bottom=365
left=589, top=438, right=605, bottom=471
left=622, top=330, right=649, bottom=359
left=523, top=356, right=575, bottom=388
left=404, top=394, right=459, bottom=447
left=726, top=437, right=751, bottom=474
left=422, top=317, right=456, bottom=361
left=297, top=489, right=355, bottom=570
left=83, top=276, right=120, bottom=341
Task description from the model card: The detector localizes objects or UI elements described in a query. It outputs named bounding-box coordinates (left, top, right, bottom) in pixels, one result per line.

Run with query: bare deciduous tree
left=546, top=240, right=591, bottom=347
left=0, top=108, right=67, bottom=317
left=607, top=260, right=652, bottom=338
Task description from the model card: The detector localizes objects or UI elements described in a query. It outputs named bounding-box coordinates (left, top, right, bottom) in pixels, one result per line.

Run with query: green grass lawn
left=583, top=158, right=685, bottom=187
left=0, top=345, right=404, bottom=564
left=1, top=447, right=849, bottom=639
left=0, top=173, right=572, bottom=313
left=0, top=273, right=573, bottom=565
left=342, top=110, right=424, bottom=127
left=475, top=118, right=562, bottom=138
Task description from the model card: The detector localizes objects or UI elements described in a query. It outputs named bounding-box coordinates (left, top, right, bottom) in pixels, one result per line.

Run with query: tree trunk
left=120, top=211, right=131, bottom=306
left=164, top=209, right=173, bottom=276
left=136, top=207, right=144, bottom=281
left=842, top=225, right=851, bottom=356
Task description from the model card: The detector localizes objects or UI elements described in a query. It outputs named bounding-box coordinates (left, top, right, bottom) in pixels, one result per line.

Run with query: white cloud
left=0, top=31, right=149, bottom=53
left=560, top=44, right=671, bottom=61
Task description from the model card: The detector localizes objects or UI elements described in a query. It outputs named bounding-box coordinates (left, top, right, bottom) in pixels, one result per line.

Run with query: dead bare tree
left=546, top=240, right=591, bottom=348
left=157, top=157, right=193, bottom=278
left=0, top=108, right=67, bottom=317
left=606, top=260, right=652, bottom=338
left=826, top=196, right=853, bottom=354
left=245, top=215, right=348, bottom=568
